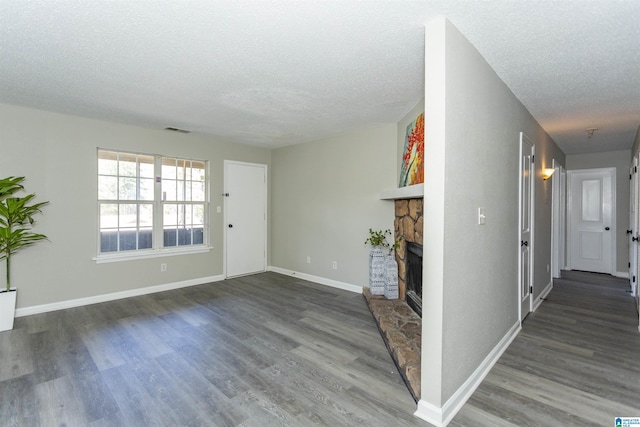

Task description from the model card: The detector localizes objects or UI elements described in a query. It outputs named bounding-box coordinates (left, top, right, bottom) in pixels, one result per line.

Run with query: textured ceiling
left=0, top=1, right=638, bottom=153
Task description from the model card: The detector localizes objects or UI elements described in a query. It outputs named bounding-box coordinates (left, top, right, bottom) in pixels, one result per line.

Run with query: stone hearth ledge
left=363, top=288, right=421, bottom=401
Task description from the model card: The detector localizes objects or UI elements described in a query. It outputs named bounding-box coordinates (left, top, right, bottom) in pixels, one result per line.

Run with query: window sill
left=93, top=246, right=213, bottom=264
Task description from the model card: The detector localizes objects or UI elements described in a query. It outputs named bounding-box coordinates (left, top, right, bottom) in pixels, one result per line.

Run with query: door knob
left=228, top=224, right=233, bottom=228
left=627, top=229, right=633, bottom=234
left=633, top=237, right=638, bottom=242
left=605, top=227, right=610, bottom=231
left=521, top=240, right=528, bottom=247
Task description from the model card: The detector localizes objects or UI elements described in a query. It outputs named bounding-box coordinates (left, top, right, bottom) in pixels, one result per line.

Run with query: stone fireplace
left=362, top=187, right=423, bottom=400
left=394, top=198, right=423, bottom=314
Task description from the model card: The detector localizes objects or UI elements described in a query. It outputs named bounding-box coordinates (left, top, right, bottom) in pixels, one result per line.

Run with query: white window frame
left=95, top=149, right=211, bottom=263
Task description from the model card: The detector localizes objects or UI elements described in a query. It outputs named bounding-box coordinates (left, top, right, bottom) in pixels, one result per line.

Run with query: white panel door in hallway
left=224, top=161, right=267, bottom=278
left=568, top=168, right=615, bottom=275
left=519, top=133, right=534, bottom=322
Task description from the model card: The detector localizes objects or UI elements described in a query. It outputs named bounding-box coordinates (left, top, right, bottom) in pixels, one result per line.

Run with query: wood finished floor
left=0, top=272, right=425, bottom=427
left=451, top=270, right=640, bottom=427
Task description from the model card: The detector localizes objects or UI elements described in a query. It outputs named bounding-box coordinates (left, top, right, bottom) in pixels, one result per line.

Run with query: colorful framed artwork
left=399, top=113, right=424, bottom=187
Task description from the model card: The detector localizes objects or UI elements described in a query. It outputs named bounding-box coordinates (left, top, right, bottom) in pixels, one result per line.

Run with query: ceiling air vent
left=164, top=127, right=191, bottom=134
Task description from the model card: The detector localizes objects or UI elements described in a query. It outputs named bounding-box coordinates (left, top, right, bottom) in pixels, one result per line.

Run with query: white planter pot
left=0, top=288, right=17, bottom=332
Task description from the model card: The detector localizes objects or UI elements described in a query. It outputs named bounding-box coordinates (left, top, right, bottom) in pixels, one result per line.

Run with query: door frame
left=223, top=160, right=268, bottom=278
left=518, top=132, right=535, bottom=322
left=566, top=167, right=616, bottom=275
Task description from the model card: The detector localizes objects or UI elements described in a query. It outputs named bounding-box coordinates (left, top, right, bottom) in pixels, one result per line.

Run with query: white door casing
left=567, top=168, right=615, bottom=275
left=224, top=161, right=267, bottom=278
left=519, top=132, right=534, bottom=322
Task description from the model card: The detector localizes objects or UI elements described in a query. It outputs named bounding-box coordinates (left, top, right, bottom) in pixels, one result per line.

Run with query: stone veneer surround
left=394, top=198, right=424, bottom=300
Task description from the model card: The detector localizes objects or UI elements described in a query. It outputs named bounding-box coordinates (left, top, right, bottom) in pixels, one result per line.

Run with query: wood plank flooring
left=0, top=272, right=425, bottom=426
left=450, top=270, right=640, bottom=427
left=3, top=270, right=638, bottom=426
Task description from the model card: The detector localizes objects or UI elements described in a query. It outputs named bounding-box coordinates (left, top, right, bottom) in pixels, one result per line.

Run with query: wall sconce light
left=542, top=168, right=555, bottom=181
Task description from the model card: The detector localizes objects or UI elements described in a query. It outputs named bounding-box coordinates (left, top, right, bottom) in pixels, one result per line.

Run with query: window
left=97, top=149, right=208, bottom=258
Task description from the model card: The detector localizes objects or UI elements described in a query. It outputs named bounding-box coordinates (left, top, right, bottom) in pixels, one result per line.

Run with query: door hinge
left=531, top=155, right=535, bottom=163
left=635, top=166, right=637, bottom=173
left=529, top=286, right=533, bottom=293
left=629, top=262, right=631, bottom=268
left=634, top=276, right=636, bottom=283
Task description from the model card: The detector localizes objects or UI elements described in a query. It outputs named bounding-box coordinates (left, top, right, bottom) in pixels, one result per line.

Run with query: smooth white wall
left=566, top=149, right=631, bottom=274
left=421, top=18, right=565, bottom=415
left=0, top=103, right=271, bottom=309
left=271, top=125, right=396, bottom=287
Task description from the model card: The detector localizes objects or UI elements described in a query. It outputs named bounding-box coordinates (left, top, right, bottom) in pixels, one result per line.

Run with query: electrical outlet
left=160, top=263, right=167, bottom=272
left=332, top=261, right=338, bottom=270
left=307, top=256, right=311, bottom=264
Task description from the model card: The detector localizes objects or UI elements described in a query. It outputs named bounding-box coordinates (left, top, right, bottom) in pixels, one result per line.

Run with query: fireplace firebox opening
left=406, top=242, right=422, bottom=317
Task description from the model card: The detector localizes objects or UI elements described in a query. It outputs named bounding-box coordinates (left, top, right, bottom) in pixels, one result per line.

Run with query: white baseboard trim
left=532, top=280, right=553, bottom=312
left=268, top=266, right=362, bottom=294
left=615, top=271, right=629, bottom=279
left=414, top=321, right=521, bottom=427
left=15, top=275, right=225, bottom=317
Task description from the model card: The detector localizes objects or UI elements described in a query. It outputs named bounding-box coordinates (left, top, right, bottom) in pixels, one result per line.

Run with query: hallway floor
left=450, top=270, right=640, bottom=426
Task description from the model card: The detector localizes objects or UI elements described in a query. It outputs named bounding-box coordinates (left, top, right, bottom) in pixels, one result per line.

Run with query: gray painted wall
left=0, top=103, right=271, bottom=309
left=566, top=150, right=631, bottom=274
left=270, top=125, right=396, bottom=286
left=421, top=18, right=565, bottom=409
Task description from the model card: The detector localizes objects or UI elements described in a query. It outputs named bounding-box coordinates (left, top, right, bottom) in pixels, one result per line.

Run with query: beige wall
left=271, top=125, right=396, bottom=286
left=420, top=18, right=565, bottom=414
left=566, top=149, right=631, bottom=274
left=0, top=103, right=271, bottom=309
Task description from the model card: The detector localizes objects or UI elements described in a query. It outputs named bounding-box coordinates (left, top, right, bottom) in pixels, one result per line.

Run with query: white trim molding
left=615, top=271, right=630, bottom=279
left=414, top=322, right=521, bottom=426
left=268, top=266, right=362, bottom=294
left=15, top=275, right=225, bottom=317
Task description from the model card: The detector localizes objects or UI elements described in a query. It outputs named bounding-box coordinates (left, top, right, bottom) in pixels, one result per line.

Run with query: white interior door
left=551, top=160, right=566, bottom=279
left=629, top=156, right=638, bottom=297
left=224, top=161, right=267, bottom=278
left=567, top=168, right=615, bottom=274
left=519, top=133, right=534, bottom=322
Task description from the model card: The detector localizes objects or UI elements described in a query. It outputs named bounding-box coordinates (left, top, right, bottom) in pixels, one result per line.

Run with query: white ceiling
left=1, top=1, right=638, bottom=154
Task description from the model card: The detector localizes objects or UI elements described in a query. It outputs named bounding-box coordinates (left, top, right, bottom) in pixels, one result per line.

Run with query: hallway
left=450, top=270, right=640, bottom=426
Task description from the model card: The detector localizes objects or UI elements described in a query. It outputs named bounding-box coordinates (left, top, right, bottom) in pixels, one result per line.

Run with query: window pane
left=192, top=181, right=205, bottom=201
left=139, top=155, right=154, bottom=178
left=140, top=204, right=153, bottom=227
left=98, top=150, right=118, bottom=175
left=176, top=180, right=185, bottom=201
left=119, top=153, right=137, bottom=177
left=139, top=227, right=153, bottom=249
left=193, top=204, right=204, bottom=225
left=163, top=204, right=177, bottom=226
left=119, top=177, right=137, bottom=200
left=140, top=178, right=154, bottom=201
left=177, top=160, right=187, bottom=180
left=100, top=229, right=118, bottom=252
left=192, top=162, right=205, bottom=181
left=163, top=226, right=177, bottom=247
left=100, top=204, right=118, bottom=228
left=98, top=176, right=118, bottom=200
left=119, top=204, right=137, bottom=227
left=162, top=158, right=176, bottom=179
left=119, top=228, right=137, bottom=251
left=162, top=180, right=176, bottom=201
left=185, top=204, right=193, bottom=226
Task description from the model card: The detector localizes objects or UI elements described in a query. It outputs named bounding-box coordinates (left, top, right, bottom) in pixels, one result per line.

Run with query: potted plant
left=0, top=176, right=48, bottom=331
